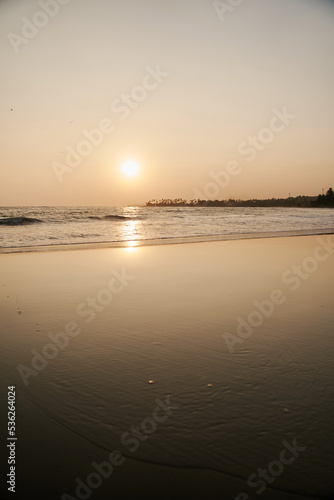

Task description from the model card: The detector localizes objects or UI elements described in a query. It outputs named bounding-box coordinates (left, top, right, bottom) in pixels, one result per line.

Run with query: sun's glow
left=121, top=160, right=139, bottom=177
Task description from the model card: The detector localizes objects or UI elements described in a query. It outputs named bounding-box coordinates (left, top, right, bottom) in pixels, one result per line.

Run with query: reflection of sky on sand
left=1, top=236, right=333, bottom=498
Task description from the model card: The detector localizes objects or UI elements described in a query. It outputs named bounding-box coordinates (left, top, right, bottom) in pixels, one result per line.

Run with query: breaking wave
left=0, top=217, right=43, bottom=226
left=88, top=215, right=132, bottom=221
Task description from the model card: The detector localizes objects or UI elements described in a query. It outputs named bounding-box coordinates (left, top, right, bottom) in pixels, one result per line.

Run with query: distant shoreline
left=143, top=204, right=334, bottom=209
left=146, top=188, right=334, bottom=208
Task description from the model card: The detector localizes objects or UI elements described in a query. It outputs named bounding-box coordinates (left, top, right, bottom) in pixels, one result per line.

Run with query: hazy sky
left=1, top=0, right=333, bottom=206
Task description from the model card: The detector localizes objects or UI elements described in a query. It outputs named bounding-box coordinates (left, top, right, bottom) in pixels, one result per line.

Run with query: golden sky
left=1, top=0, right=333, bottom=206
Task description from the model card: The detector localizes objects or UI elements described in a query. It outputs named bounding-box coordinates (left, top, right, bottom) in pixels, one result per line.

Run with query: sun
left=121, top=160, right=139, bottom=177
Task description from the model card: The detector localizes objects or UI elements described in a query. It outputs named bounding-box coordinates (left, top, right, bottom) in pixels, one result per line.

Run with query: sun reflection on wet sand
left=125, top=240, right=139, bottom=253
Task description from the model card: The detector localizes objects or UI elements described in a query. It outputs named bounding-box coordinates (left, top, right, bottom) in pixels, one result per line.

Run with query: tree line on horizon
left=146, top=188, right=334, bottom=208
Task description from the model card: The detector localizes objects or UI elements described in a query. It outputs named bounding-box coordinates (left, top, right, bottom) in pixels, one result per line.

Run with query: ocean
left=0, top=206, right=333, bottom=250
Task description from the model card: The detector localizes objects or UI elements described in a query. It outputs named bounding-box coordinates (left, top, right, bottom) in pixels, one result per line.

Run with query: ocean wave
left=88, top=215, right=132, bottom=221
left=69, top=233, right=103, bottom=238
left=0, top=217, right=43, bottom=226
left=0, top=214, right=135, bottom=226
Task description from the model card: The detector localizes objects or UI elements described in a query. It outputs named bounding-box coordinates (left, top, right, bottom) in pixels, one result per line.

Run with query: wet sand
left=0, top=234, right=334, bottom=499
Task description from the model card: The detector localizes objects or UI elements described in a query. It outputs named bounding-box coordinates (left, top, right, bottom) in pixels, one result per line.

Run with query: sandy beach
left=1, top=234, right=334, bottom=499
